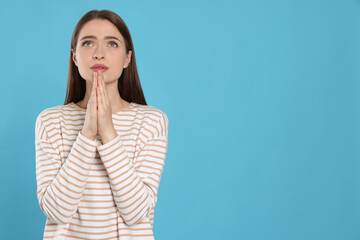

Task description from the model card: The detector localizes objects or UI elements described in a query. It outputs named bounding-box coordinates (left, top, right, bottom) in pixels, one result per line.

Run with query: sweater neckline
left=69, top=101, right=133, bottom=114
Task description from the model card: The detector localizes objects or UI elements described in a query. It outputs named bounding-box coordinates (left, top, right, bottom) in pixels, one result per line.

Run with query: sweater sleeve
left=97, top=112, right=169, bottom=226
left=35, top=113, right=100, bottom=224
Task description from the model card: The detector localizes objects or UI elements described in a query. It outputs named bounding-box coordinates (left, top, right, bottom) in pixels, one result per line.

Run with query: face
left=72, top=19, right=132, bottom=83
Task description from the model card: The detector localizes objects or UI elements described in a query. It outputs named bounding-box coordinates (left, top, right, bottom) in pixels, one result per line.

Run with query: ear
left=71, top=49, right=78, bottom=66
left=124, top=50, right=132, bottom=68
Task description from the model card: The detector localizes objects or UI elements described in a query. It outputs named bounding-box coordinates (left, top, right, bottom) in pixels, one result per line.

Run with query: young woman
left=35, top=9, right=168, bottom=239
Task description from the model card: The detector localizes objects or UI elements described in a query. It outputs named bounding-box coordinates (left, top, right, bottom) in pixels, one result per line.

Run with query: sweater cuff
left=97, top=135, right=121, bottom=152
left=78, top=131, right=101, bottom=148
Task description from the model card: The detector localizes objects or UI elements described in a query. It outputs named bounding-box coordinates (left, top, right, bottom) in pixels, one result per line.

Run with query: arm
left=35, top=113, right=100, bottom=224
left=97, top=113, right=169, bottom=226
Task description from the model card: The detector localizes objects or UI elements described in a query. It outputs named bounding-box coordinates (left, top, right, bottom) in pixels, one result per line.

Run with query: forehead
left=78, top=19, right=124, bottom=41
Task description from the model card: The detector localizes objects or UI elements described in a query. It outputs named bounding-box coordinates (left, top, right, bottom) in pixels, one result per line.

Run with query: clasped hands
left=81, top=71, right=117, bottom=145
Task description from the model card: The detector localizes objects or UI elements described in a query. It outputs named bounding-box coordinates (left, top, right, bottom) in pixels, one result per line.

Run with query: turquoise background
left=1, top=0, right=360, bottom=239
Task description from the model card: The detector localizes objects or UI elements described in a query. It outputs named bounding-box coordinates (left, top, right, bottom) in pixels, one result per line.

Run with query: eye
left=108, top=41, right=118, bottom=48
left=82, top=41, right=93, bottom=47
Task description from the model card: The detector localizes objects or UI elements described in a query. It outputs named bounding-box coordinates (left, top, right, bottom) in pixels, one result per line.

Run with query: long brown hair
left=64, top=10, right=147, bottom=105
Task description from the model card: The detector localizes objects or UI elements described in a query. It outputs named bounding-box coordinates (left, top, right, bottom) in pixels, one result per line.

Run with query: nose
left=92, top=45, right=105, bottom=60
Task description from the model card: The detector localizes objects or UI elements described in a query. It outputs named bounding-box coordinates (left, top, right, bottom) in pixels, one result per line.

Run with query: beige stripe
left=68, top=156, right=94, bottom=172
left=80, top=199, right=114, bottom=203
left=36, top=167, right=58, bottom=176
left=40, top=111, right=83, bottom=119
left=77, top=139, right=97, bottom=152
left=107, top=165, right=131, bottom=182
left=127, top=199, right=149, bottom=222
left=52, top=181, right=82, bottom=202
left=113, top=180, right=142, bottom=199
left=82, top=192, right=112, bottom=197
left=37, top=173, right=57, bottom=183
left=69, top=216, right=118, bottom=222
left=69, top=211, right=117, bottom=216
left=46, top=221, right=152, bottom=230
left=66, top=225, right=150, bottom=235
left=135, top=164, right=162, bottom=172
left=104, top=154, right=127, bottom=169
left=73, top=145, right=95, bottom=159
left=69, top=216, right=150, bottom=224
left=44, top=232, right=153, bottom=239
left=58, top=177, right=83, bottom=194
left=85, top=186, right=111, bottom=191
left=106, top=157, right=128, bottom=174
left=83, top=168, right=106, bottom=172
left=116, top=190, right=147, bottom=212
left=88, top=174, right=109, bottom=177
left=47, top=192, right=74, bottom=212
left=86, top=180, right=111, bottom=184
left=78, top=205, right=116, bottom=210
left=36, top=153, right=60, bottom=164
left=36, top=161, right=59, bottom=170
left=67, top=164, right=91, bottom=179
left=101, top=149, right=127, bottom=163
left=113, top=181, right=144, bottom=204
left=134, top=158, right=164, bottom=168
left=136, top=170, right=161, bottom=178
left=61, top=168, right=87, bottom=188
left=42, top=197, right=69, bottom=223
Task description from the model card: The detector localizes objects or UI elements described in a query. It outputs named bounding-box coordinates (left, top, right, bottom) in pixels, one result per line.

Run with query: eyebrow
left=79, top=35, right=121, bottom=42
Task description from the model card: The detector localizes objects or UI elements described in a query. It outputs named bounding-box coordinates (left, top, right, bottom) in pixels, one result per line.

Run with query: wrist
left=100, top=128, right=117, bottom=144
left=81, top=130, right=95, bottom=141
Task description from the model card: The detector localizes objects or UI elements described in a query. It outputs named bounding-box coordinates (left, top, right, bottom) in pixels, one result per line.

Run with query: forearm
left=97, top=135, right=155, bottom=225
left=36, top=132, right=99, bottom=224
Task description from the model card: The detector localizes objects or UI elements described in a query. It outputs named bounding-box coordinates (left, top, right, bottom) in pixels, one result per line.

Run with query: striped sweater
left=35, top=101, right=168, bottom=239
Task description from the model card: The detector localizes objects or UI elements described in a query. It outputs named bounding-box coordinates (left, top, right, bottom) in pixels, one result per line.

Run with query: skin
left=71, top=19, right=132, bottom=144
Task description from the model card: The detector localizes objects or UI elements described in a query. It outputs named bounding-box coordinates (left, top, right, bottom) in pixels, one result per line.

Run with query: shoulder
left=132, top=102, right=168, bottom=122
left=35, top=104, right=66, bottom=140
left=35, top=104, right=74, bottom=127
left=131, top=103, right=169, bottom=137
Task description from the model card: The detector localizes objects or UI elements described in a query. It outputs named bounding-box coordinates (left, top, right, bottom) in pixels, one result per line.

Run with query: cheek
left=77, top=50, right=91, bottom=63
left=111, top=60, right=126, bottom=78
left=110, top=54, right=127, bottom=68
left=74, top=50, right=94, bottom=80
left=113, top=66, right=124, bottom=76
left=109, top=49, right=127, bottom=60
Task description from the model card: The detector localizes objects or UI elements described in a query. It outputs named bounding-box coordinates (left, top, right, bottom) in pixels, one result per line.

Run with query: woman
left=35, top=9, right=168, bottom=239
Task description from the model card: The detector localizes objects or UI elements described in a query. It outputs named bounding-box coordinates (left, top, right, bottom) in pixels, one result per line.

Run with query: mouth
left=90, top=64, right=109, bottom=72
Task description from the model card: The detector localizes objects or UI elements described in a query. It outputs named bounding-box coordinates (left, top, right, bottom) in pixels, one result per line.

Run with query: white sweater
left=35, top=101, right=168, bottom=239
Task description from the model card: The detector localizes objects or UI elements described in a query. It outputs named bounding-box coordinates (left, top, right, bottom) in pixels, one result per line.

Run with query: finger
left=97, top=74, right=103, bottom=110
left=87, top=80, right=94, bottom=108
left=88, top=85, right=92, bottom=107
left=96, top=71, right=100, bottom=88
left=99, top=71, right=108, bottom=102
left=92, top=79, right=97, bottom=114
left=99, top=71, right=105, bottom=89
left=98, top=71, right=106, bottom=103
left=90, top=72, right=96, bottom=103
left=93, top=71, right=96, bottom=84
left=92, top=73, right=97, bottom=92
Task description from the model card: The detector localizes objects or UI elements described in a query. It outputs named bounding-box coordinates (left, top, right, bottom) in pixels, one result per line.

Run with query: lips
left=91, top=64, right=109, bottom=72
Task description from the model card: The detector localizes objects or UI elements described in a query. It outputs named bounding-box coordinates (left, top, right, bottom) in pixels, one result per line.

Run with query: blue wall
left=1, top=0, right=360, bottom=239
